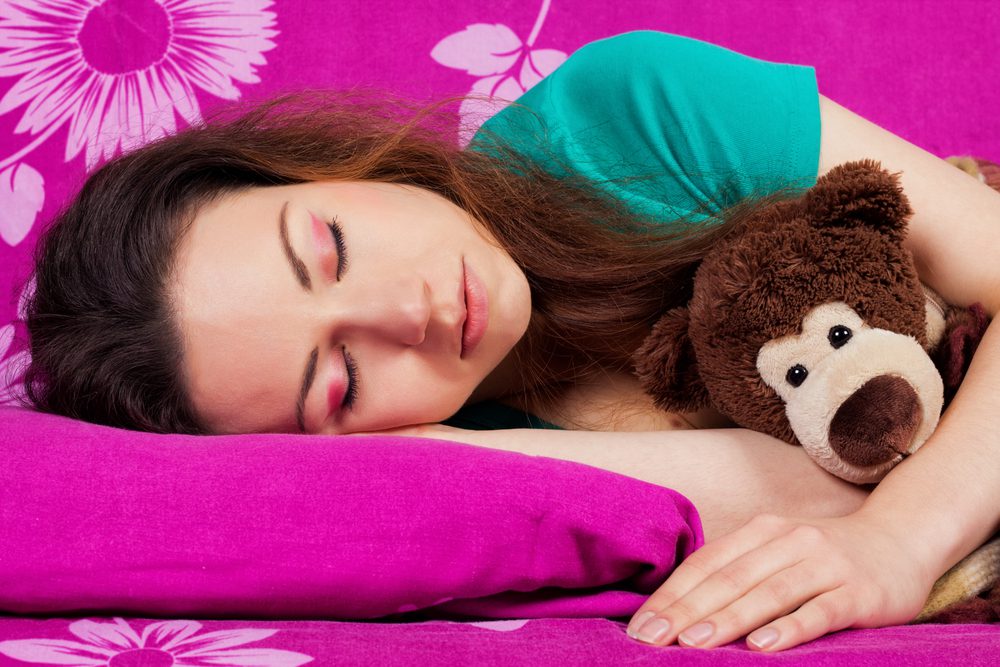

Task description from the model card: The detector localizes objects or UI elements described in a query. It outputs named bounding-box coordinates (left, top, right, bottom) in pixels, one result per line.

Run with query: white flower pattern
left=0, top=160, right=42, bottom=246
left=0, top=0, right=278, bottom=169
left=0, top=617, right=314, bottom=667
left=0, top=0, right=279, bottom=376
left=431, top=0, right=566, bottom=146
left=0, top=277, right=33, bottom=406
left=0, top=0, right=278, bottom=248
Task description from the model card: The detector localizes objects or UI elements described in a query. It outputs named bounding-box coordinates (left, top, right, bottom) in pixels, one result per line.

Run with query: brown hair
left=21, top=90, right=777, bottom=434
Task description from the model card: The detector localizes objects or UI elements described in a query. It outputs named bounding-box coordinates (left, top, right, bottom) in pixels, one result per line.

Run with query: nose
left=321, top=273, right=431, bottom=346
left=828, top=375, right=922, bottom=467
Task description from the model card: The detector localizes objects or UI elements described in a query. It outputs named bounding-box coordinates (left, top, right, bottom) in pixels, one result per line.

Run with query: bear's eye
left=828, top=325, right=852, bottom=349
left=786, top=364, right=808, bottom=387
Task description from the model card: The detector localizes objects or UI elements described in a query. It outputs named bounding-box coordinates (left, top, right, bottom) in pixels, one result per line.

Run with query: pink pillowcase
left=0, top=406, right=702, bottom=619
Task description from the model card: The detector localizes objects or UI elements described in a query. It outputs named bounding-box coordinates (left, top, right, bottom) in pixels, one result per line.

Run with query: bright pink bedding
left=1, top=0, right=998, bottom=663
left=1, top=618, right=998, bottom=666
left=0, top=406, right=701, bottom=620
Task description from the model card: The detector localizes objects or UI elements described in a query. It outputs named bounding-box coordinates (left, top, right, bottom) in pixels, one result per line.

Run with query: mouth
left=461, top=259, right=489, bottom=358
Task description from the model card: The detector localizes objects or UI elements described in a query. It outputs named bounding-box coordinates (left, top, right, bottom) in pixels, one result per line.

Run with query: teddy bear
left=633, top=159, right=989, bottom=485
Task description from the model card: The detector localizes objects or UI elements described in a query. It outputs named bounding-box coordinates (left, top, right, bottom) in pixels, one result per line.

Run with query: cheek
left=356, top=355, right=477, bottom=429
left=494, top=281, right=532, bottom=351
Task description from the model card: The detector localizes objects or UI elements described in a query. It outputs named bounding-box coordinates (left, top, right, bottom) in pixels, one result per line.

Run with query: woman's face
left=170, top=180, right=532, bottom=435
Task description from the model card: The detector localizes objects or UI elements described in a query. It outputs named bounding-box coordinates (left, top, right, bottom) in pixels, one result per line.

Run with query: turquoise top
left=445, top=30, right=822, bottom=431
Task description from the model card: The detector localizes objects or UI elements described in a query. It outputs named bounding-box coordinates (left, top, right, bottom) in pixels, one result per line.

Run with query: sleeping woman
left=20, top=31, right=1000, bottom=652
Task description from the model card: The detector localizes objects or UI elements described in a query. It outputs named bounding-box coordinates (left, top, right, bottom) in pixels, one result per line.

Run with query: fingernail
left=678, top=621, right=714, bottom=646
left=748, top=627, right=780, bottom=650
left=627, top=611, right=656, bottom=636
left=634, top=617, right=671, bottom=643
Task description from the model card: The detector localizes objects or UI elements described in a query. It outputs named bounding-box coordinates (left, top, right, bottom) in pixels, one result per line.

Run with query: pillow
left=0, top=406, right=702, bottom=620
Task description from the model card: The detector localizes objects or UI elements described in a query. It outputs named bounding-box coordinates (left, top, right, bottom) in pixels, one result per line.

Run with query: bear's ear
left=633, top=307, right=711, bottom=413
left=802, top=159, right=913, bottom=240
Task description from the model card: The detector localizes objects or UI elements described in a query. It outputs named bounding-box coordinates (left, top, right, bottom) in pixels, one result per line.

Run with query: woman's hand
left=626, top=510, right=935, bottom=652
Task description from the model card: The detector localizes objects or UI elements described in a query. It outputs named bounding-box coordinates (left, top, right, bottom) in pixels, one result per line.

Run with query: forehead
left=169, top=185, right=303, bottom=432
left=174, top=187, right=287, bottom=317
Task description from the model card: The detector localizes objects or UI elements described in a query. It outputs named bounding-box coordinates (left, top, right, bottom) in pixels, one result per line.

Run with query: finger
left=629, top=528, right=808, bottom=646
left=627, top=514, right=793, bottom=641
left=744, top=588, right=855, bottom=652
left=676, top=562, right=837, bottom=649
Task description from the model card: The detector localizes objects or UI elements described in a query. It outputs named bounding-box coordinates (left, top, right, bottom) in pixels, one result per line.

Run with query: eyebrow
left=279, top=200, right=312, bottom=292
left=278, top=200, right=318, bottom=432
left=296, top=347, right=319, bottom=432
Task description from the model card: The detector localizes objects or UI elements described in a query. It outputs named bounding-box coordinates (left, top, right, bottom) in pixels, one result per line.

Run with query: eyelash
left=327, top=216, right=357, bottom=411
left=326, top=215, right=348, bottom=280
left=342, top=349, right=359, bottom=410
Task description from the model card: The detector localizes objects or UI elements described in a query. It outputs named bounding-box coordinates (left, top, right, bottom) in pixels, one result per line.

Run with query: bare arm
left=817, top=94, right=1000, bottom=573
left=626, top=95, right=1000, bottom=652
left=400, top=424, right=867, bottom=543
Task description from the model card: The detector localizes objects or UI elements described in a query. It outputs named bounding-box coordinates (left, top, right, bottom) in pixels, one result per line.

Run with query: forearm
left=816, top=93, right=1000, bottom=579
left=422, top=425, right=867, bottom=542
left=858, top=320, right=1000, bottom=578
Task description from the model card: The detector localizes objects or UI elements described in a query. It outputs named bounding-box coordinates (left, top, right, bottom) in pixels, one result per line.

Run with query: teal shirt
left=446, top=30, right=822, bottom=431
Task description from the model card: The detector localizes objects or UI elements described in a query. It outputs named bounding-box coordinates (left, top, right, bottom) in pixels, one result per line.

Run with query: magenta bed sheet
left=2, top=0, right=1000, bottom=664
left=0, top=617, right=998, bottom=667
left=0, top=406, right=701, bottom=620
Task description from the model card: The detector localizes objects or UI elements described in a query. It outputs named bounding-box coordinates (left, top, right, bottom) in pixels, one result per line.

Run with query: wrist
left=852, top=492, right=978, bottom=582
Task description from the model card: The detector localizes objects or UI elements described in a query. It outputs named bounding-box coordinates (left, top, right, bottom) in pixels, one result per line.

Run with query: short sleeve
left=473, top=31, right=822, bottom=223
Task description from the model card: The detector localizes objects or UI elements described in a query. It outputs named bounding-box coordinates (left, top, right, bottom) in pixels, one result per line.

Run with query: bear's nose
left=828, top=375, right=922, bottom=467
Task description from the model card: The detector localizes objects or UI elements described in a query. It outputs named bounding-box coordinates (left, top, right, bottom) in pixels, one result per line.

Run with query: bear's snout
left=828, top=375, right=922, bottom=467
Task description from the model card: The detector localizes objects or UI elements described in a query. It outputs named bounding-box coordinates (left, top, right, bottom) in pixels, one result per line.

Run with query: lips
left=461, top=260, right=488, bottom=358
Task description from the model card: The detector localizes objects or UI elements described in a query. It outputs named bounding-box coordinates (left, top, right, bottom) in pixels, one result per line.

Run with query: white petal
left=175, top=648, right=314, bottom=667
left=90, top=80, right=127, bottom=164
left=168, top=46, right=240, bottom=99
left=0, top=379, right=26, bottom=406
left=17, top=59, right=89, bottom=133
left=141, top=69, right=179, bottom=136
left=1, top=56, right=81, bottom=130
left=68, top=618, right=141, bottom=651
left=0, top=49, right=68, bottom=77
left=139, top=620, right=204, bottom=651
left=519, top=48, right=567, bottom=89
left=0, top=350, right=31, bottom=404
left=171, top=628, right=278, bottom=654
left=17, top=274, right=35, bottom=320
left=491, top=74, right=526, bottom=104
left=1, top=349, right=30, bottom=376
left=0, top=639, right=111, bottom=665
left=430, top=23, right=522, bottom=76
left=69, top=74, right=114, bottom=166
left=0, top=162, right=44, bottom=246
left=457, top=75, right=511, bottom=148
left=0, top=324, right=12, bottom=356
left=65, top=73, right=104, bottom=163
left=159, top=61, right=201, bottom=126
left=466, top=619, right=531, bottom=631
left=1, top=0, right=280, bottom=167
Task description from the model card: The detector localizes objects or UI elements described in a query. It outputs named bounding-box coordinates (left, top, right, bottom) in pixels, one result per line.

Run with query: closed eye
left=291, top=208, right=353, bottom=430
left=327, top=215, right=349, bottom=280
left=342, top=348, right=359, bottom=410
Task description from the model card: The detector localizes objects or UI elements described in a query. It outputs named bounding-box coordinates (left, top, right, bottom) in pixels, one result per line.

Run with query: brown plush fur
left=635, top=160, right=928, bottom=445
left=935, top=302, right=990, bottom=404
left=635, top=155, right=1000, bottom=623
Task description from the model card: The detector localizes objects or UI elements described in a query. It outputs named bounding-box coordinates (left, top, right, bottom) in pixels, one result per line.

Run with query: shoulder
left=566, top=30, right=740, bottom=65
left=522, top=370, right=734, bottom=431
left=558, top=30, right=799, bottom=85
